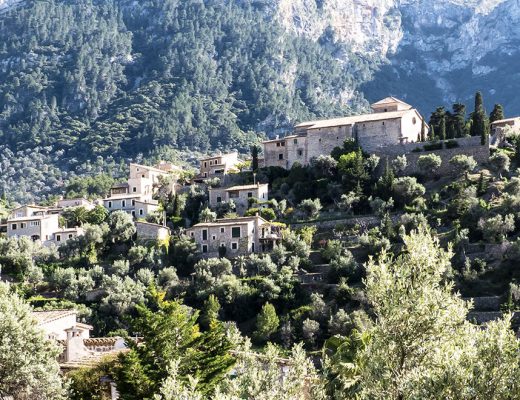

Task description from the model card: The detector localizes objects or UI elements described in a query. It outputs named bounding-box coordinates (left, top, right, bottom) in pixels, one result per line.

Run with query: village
left=3, top=96, right=520, bottom=396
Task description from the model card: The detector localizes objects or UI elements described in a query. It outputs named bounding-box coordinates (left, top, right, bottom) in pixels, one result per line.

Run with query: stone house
left=262, top=97, right=426, bottom=169
left=186, top=215, right=281, bottom=258
left=135, top=221, right=170, bottom=242
left=6, top=205, right=83, bottom=246
left=209, top=183, right=269, bottom=215
left=57, top=198, right=95, bottom=210
left=103, top=162, right=178, bottom=218
left=491, top=117, right=520, bottom=135
left=197, top=152, right=241, bottom=179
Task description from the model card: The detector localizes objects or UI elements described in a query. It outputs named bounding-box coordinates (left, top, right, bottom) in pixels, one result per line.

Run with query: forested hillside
left=0, top=0, right=374, bottom=202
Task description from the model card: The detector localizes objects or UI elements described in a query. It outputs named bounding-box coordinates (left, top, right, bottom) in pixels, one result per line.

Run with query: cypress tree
left=490, top=104, right=505, bottom=124
left=420, top=120, right=426, bottom=142
left=251, top=145, right=259, bottom=172
left=471, top=91, right=488, bottom=145
left=439, top=115, right=447, bottom=142
left=451, top=103, right=467, bottom=138
left=477, top=172, right=487, bottom=195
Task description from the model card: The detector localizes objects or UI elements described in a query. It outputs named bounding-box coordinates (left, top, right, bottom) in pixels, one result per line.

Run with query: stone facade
left=209, top=183, right=269, bottom=215
left=491, top=117, right=520, bottom=136
left=186, top=215, right=281, bottom=258
left=104, top=162, right=177, bottom=218
left=262, top=97, right=426, bottom=169
left=375, top=136, right=490, bottom=176
left=198, top=152, right=241, bottom=179
left=136, top=221, right=170, bottom=242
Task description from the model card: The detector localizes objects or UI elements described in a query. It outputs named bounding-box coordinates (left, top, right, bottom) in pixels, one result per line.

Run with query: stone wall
left=375, top=136, right=489, bottom=176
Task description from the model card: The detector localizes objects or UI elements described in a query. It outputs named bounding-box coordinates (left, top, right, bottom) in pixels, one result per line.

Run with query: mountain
left=0, top=0, right=519, bottom=202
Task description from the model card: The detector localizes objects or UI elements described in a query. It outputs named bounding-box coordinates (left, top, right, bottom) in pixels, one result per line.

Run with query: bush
left=445, top=139, right=459, bottom=149
left=423, top=141, right=443, bottom=151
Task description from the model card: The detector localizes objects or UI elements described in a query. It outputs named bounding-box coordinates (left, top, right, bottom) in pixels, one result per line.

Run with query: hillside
left=1, top=0, right=520, bottom=203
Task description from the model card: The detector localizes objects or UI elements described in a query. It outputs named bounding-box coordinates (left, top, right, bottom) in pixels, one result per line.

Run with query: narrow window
left=68, top=234, right=73, bottom=239
left=247, top=192, right=253, bottom=198
left=217, top=196, right=222, bottom=203
left=108, top=201, right=112, bottom=208
left=202, top=229, right=208, bottom=241
left=56, top=235, right=61, bottom=242
left=122, top=200, right=126, bottom=208
left=139, top=209, right=144, bottom=216
left=294, top=139, right=298, bottom=144
left=278, top=154, right=284, bottom=160
left=202, top=244, right=208, bottom=253
left=132, top=200, right=136, bottom=206
left=220, top=227, right=225, bottom=233
left=133, top=187, right=137, bottom=193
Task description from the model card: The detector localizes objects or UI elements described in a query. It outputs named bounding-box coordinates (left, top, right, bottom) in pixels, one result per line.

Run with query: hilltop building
left=186, top=215, right=281, bottom=258
left=103, top=162, right=179, bottom=218
left=197, top=152, right=241, bottom=180
left=262, top=97, right=426, bottom=169
left=209, top=183, right=269, bottom=215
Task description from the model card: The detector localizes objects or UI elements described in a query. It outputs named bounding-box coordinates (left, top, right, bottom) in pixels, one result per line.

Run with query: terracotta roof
left=8, top=214, right=58, bottom=222
left=491, top=117, right=520, bottom=125
left=188, top=215, right=270, bottom=228
left=371, top=96, right=412, bottom=108
left=223, top=183, right=268, bottom=191
left=84, top=337, right=120, bottom=347
left=199, top=152, right=238, bottom=161
left=262, top=135, right=300, bottom=144
left=130, top=163, right=171, bottom=174
left=33, top=309, right=77, bottom=325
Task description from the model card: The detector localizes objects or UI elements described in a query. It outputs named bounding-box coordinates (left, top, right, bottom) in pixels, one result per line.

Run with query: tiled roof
left=188, top=215, right=270, bottom=228
left=33, top=309, right=77, bottom=325
left=223, top=183, right=268, bottom=191
left=294, top=109, right=412, bottom=130
left=491, top=117, right=520, bottom=125
left=371, top=96, right=412, bottom=108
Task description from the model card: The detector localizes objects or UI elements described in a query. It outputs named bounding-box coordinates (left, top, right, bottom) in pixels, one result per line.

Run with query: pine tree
left=200, top=295, right=221, bottom=330
left=114, top=289, right=235, bottom=399
left=254, top=302, right=279, bottom=343
left=471, top=91, right=489, bottom=145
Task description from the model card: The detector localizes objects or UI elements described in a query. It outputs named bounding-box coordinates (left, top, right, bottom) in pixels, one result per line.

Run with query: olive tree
left=417, top=154, right=442, bottom=176
left=449, top=154, right=477, bottom=177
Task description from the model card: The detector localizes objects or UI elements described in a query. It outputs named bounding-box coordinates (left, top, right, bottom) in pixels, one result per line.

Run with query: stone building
left=186, top=215, right=281, bottom=258
left=135, top=221, right=170, bottom=242
left=197, top=152, right=241, bottom=179
left=491, top=117, right=520, bottom=135
left=6, top=206, right=82, bottom=246
left=262, top=97, right=426, bottom=169
left=209, top=183, right=269, bottom=215
left=103, top=162, right=178, bottom=218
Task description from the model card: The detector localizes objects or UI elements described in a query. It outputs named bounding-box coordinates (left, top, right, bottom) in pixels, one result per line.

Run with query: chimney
left=65, top=327, right=86, bottom=363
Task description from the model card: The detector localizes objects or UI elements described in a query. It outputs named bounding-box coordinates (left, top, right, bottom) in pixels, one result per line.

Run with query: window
left=132, top=211, right=136, bottom=217
left=122, top=200, right=126, bottom=208
left=68, top=234, right=73, bottom=239
left=232, top=227, right=241, bottom=238
left=278, top=153, right=284, bottom=160
left=247, top=192, right=253, bottom=198
left=216, top=196, right=222, bottom=203
left=210, top=161, right=213, bottom=165
left=276, top=142, right=281, bottom=147
left=108, top=201, right=112, bottom=208
left=204, top=162, right=207, bottom=168
left=190, top=231, right=194, bottom=237
left=220, top=227, right=225, bottom=233
left=133, top=187, right=137, bottom=193
left=252, top=243, right=255, bottom=253
left=30, top=221, right=40, bottom=227
left=412, top=117, right=417, bottom=125
left=132, top=200, right=136, bottom=206
left=137, top=168, right=140, bottom=171
left=202, top=244, right=208, bottom=253
left=294, top=139, right=298, bottom=144
left=56, top=234, right=61, bottom=242
left=281, top=141, right=285, bottom=146
left=212, top=235, right=216, bottom=240
left=384, top=108, right=388, bottom=112
left=20, top=223, right=26, bottom=229
left=139, top=209, right=144, bottom=216
left=319, top=138, right=322, bottom=143
left=231, top=242, right=238, bottom=250
left=202, top=229, right=208, bottom=241
left=142, top=174, right=145, bottom=178
left=11, top=224, right=17, bottom=230
left=382, top=122, right=385, bottom=126
left=298, top=150, right=303, bottom=157
left=16, top=212, right=22, bottom=218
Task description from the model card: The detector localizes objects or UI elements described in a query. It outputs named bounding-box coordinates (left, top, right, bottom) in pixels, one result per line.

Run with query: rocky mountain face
left=266, top=0, right=520, bottom=115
